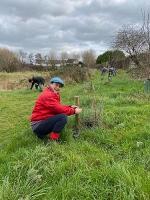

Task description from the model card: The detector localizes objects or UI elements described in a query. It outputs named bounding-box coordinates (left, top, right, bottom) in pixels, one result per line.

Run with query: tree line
left=0, top=49, right=97, bottom=72
left=0, top=47, right=127, bottom=72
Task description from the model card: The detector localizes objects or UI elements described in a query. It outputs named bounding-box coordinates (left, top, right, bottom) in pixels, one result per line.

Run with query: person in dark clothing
left=108, top=66, right=117, bottom=81
left=30, top=77, right=82, bottom=141
left=28, top=76, right=45, bottom=91
left=108, top=66, right=116, bottom=76
left=101, top=67, right=108, bottom=75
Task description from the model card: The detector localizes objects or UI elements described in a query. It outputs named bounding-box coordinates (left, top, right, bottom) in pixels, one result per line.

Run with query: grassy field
left=0, top=70, right=150, bottom=200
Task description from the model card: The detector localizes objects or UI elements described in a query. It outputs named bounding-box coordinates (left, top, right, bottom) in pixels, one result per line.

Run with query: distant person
left=108, top=66, right=116, bottom=76
left=28, top=76, right=45, bottom=91
left=100, top=66, right=108, bottom=76
left=30, top=77, right=82, bottom=141
left=108, top=66, right=116, bottom=81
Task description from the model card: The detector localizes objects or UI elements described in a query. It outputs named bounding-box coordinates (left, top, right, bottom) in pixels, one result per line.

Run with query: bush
left=50, top=65, right=91, bottom=84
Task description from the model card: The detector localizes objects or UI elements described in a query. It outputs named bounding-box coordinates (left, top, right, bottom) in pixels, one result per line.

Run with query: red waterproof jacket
left=30, top=87, right=75, bottom=121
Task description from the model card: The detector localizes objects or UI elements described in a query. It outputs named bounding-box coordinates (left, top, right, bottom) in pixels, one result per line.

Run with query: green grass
left=0, top=70, right=150, bottom=200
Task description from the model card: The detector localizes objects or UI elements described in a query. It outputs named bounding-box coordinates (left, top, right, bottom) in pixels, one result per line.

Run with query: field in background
left=0, top=71, right=51, bottom=90
left=0, top=70, right=150, bottom=200
left=0, top=67, right=92, bottom=91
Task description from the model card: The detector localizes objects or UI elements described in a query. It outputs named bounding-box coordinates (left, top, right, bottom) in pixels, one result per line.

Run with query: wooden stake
left=74, top=96, right=80, bottom=130
left=92, top=97, right=97, bottom=123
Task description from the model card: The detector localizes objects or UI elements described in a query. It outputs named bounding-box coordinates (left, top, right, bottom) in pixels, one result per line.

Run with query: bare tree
left=113, top=25, right=146, bottom=67
left=141, top=11, right=150, bottom=69
left=18, top=50, right=27, bottom=64
left=70, top=52, right=80, bottom=60
left=35, top=53, right=43, bottom=65
left=61, top=51, right=69, bottom=66
left=28, top=53, right=34, bottom=65
left=43, top=55, right=48, bottom=66
left=48, top=50, right=58, bottom=67
left=142, top=11, right=150, bottom=51
left=0, top=48, right=20, bottom=72
left=82, top=49, right=96, bottom=68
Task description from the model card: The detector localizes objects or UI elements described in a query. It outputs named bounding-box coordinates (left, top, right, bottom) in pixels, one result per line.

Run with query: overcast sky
left=0, top=0, right=149, bottom=55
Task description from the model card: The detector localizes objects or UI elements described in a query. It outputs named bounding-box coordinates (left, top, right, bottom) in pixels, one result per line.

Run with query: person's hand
left=71, top=105, right=78, bottom=108
left=75, top=107, right=82, bottom=114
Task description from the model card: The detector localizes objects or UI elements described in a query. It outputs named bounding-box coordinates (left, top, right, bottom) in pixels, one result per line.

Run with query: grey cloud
left=74, top=0, right=150, bottom=24
left=0, top=0, right=74, bottom=19
left=0, top=0, right=149, bottom=54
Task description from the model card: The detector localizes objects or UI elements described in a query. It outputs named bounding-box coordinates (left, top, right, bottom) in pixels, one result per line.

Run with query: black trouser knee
left=33, top=114, right=68, bottom=139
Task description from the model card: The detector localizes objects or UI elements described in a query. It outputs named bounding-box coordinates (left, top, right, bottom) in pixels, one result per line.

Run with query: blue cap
left=50, top=77, right=64, bottom=87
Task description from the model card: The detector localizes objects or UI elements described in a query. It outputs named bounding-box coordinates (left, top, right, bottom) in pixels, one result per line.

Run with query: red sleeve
left=44, top=95, right=75, bottom=116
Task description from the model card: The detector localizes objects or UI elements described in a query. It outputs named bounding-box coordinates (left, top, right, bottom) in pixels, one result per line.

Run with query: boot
left=49, top=132, right=60, bottom=141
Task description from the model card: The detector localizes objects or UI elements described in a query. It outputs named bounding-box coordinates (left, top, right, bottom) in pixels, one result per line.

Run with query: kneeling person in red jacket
left=30, top=77, right=82, bottom=141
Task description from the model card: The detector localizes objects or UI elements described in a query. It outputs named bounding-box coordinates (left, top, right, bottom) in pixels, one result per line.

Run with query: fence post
left=74, top=96, right=80, bottom=137
left=144, top=79, right=150, bottom=93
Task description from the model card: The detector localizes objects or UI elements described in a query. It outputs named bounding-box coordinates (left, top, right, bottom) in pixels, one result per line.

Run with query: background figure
left=109, top=66, right=116, bottom=76
left=100, top=66, right=108, bottom=76
left=108, top=66, right=116, bottom=81
left=28, top=76, right=45, bottom=91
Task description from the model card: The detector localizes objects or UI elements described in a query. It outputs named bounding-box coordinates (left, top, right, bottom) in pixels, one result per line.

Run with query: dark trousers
left=33, top=114, right=67, bottom=139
